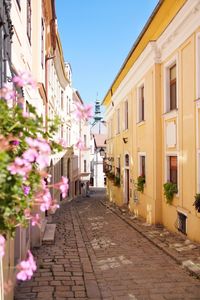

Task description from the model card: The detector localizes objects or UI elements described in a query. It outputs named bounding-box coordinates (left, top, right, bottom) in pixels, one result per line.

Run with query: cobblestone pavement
left=15, top=189, right=200, bottom=300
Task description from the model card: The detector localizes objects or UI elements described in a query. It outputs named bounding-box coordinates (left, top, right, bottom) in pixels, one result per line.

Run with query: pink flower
left=75, top=138, right=85, bottom=150
left=74, top=102, right=93, bottom=121
left=23, top=148, right=38, bottom=162
left=1, top=83, right=16, bottom=100
left=24, top=208, right=31, bottom=219
left=58, top=139, right=68, bottom=148
left=13, top=71, right=36, bottom=89
left=23, top=186, right=31, bottom=195
left=7, top=157, right=32, bottom=177
left=22, top=111, right=30, bottom=118
left=23, top=138, right=51, bottom=169
left=57, top=176, right=69, bottom=198
left=11, top=140, right=20, bottom=146
left=35, top=188, right=52, bottom=212
left=31, top=214, right=40, bottom=226
left=36, top=154, right=49, bottom=169
left=0, top=234, right=5, bottom=258
left=17, top=250, right=37, bottom=281
left=49, top=203, right=59, bottom=214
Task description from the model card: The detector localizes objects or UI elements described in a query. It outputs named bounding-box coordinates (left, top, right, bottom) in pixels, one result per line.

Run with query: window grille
left=177, top=212, right=187, bottom=235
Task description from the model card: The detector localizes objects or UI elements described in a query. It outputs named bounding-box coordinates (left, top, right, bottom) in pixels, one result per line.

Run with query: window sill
left=163, top=109, right=178, bottom=120
left=137, top=120, right=145, bottom=127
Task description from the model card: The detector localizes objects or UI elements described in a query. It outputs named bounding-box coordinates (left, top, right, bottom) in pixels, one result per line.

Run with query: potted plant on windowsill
left=193, top=193, right=200, bottom=213
left=136, top=175, right=145, bottom=193
left=163, top=182, right=178, bottom=205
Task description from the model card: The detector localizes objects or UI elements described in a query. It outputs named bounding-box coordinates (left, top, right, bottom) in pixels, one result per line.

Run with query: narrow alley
left=15, top=189, right=200, bottom=300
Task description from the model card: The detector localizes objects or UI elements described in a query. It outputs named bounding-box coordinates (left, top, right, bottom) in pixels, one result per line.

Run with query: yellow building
left=103, top=0, right=200, bottom=242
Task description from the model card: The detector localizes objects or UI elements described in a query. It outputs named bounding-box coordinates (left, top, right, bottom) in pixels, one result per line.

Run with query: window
left=141, top=156, right=145, bottom=177
left=177, top=212, right=187, bottom=235
left=169, top=65, right=177, bottom=111
left=164, top=59, right=178, bottom=113
left=138, top=85, right=145, bottom=122
left=41, top=18, right=44, bottom=67
left=84, top=160, right=87, bottom=172
left=125, top=154, right=129, bottom=167
left=124, top=100, right=128, bottom=130
left=84, top=134, right=87, bottom=147
left=117, top=108, right=120, bottom=134
left=169, top=156, right=177, bottom=184
left=27, top=0, right=31, bottom=44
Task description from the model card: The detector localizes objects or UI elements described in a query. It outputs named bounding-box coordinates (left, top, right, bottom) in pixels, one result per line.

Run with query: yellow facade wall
left=105, top=3, right=200, bottom=242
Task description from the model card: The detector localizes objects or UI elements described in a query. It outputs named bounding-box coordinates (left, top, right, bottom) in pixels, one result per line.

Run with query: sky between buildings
left=56, top=0, right=158, bottom=106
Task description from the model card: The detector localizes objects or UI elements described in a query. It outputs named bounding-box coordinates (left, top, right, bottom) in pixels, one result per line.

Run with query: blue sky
left=56, top=0, right=158, bottom=105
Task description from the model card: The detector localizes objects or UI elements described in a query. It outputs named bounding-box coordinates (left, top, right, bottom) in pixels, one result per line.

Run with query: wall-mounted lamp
left=99, top=147, right=105, bottom=157
left=123, top=137, right=128, bottom=144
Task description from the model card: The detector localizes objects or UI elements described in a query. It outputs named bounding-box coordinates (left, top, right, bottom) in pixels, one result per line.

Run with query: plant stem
left=8, top=121, right=20, bottom=132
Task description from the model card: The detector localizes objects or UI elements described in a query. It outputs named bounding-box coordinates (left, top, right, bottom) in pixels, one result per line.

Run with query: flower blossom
left=31, top=214, right=40, bottom=227
left=57, top=176, right=69, bottom=198
left=13, top=71, right=36, bottom=89
left=75, top=138, right=85, bottom=150
left=1, top=83, right=16, bottom=100
left=11, top=140, right=20, bottom=146
left=7, top=157, right=32, bottom=177
left=23, top=186, right=31, bottom=195
left=0, top=234, right=5, bottom=258
left=73, top=102, right=93, bottom=121
left=25, top=137, right=51, bottom=169
left=17, top=250, right=37, bottom=281
left=35, top=188, right=52, bottom=212
left=23, top=148, right=38, bottom=162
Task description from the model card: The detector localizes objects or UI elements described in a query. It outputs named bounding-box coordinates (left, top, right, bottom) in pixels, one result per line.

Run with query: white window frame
left=116, top=108, right=120, bottom=134
left=137, top=81, right=145, bottom=123
left=163, top=55, right=178, bottom=114
left=196, top=32, right=200, bottom=100
left=138, top=152, right=146, bottom=176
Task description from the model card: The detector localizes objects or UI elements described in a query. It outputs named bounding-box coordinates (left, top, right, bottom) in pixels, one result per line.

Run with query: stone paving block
left=15, top=190, right=200, bottom=300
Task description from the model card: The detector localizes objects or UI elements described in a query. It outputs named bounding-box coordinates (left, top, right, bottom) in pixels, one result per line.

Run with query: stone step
left=42, top=224, right=56, bottom=245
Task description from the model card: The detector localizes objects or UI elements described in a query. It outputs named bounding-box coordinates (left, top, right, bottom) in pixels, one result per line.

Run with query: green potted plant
left=163, top=182, right=178, bottom=204
left=114, top=175, right=120, bottom=187
left=106, top=171, right=115, bottom=181
left=193, top=193, right=200, bottom=212
left=136, top=175, right=145, bottom=193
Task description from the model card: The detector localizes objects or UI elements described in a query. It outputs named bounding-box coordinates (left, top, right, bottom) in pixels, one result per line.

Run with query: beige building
left=103, top=0, right=200, bottom=243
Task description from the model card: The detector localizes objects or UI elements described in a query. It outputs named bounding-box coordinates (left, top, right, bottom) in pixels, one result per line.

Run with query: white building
left=72, top=90, right=91, bottom=196
left=90, top=100, right=107, bottom=187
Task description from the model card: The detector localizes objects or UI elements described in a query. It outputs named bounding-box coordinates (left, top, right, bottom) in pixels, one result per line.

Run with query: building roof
left=102, top=0, right=186, bottom=106
left=93, top=134, right=106, bottom=148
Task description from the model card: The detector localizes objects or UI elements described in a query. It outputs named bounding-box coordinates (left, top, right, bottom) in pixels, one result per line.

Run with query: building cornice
left=102, top=0, right=187, bottom=107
